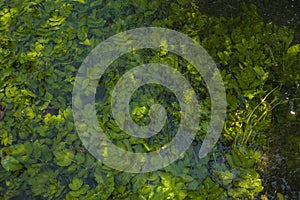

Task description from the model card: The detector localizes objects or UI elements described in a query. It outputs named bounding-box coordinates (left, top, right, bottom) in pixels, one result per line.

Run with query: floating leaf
left=69, top=177, right=83, bottom=191
left=1, top=156, right=23, bottom=171
left=54, top=149, right=74, bottom=167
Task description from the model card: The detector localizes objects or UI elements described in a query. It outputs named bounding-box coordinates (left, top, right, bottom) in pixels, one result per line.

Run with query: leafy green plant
left=0, top=0, right=298, bottom=199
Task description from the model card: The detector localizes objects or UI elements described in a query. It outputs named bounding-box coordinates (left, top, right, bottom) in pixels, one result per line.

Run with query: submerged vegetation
left=0, top=0, right=299, bottom=199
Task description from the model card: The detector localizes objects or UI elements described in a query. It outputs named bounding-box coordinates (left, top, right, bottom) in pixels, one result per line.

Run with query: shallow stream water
left=196, top=0, right=300, bottom=198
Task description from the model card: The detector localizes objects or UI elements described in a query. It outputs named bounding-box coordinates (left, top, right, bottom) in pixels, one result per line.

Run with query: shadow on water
left=196, top=0, right=300, bottom=199
left=264, top=95, right=300, bottom=199
left=196, top=0, right=300, bottom=44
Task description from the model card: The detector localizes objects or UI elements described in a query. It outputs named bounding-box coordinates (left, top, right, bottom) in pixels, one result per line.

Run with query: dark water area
left=196, top=0, right=300, bottom=44
left=196, top=0, right=300, bottom=199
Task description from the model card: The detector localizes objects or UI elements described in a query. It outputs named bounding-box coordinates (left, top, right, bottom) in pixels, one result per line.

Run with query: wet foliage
left=0, top=0, right=299, bottom=199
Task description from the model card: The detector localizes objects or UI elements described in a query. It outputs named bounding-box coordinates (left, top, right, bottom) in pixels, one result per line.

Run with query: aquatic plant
left=0, top=0, right=299, bottom=199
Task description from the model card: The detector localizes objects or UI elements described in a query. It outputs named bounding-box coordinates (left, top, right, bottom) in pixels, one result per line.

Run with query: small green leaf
left=69, top=177, right=83, bottom=191
left=54, top=149, right=74, bottom=167
left=220, top=171, right=234, bottom=186
left=180, top=174, right=194, bottom=182
left=40, top=144, right=52, bottom=162
left=1, top=156, right=23, bottom=171
left=78, top=25, right=88, bottom=40
left=277, top=192, right=284, bottom=200
left=236, top=66, right=256, bottom=89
